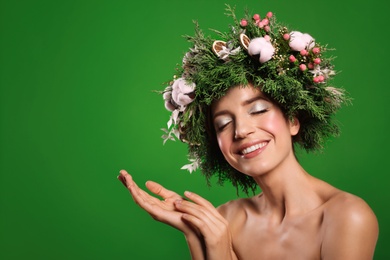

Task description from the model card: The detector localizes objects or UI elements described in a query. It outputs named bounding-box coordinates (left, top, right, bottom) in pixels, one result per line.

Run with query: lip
left=237, top=140, right=269, bottom=159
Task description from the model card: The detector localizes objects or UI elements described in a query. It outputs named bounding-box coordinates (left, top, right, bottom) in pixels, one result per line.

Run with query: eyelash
left=216, top=121, right=231, bottom=132
left=216, top=109, right=268, bottom=132
left=251, top=108, right=268, bottom=115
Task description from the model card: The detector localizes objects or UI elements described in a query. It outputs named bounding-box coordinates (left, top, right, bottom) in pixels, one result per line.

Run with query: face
left=211, top=85, right=299, bottom=177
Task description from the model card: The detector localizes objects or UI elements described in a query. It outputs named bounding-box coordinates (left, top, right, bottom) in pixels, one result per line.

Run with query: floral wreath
left=160, top=5, right=349, bottom=193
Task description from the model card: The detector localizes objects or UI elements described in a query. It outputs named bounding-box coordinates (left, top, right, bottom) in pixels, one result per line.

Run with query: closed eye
left=249, top=101, right=270, bottom=115
left=251, top=109, right=268, bottom=115
left=214, top=117, right=232, bottom=132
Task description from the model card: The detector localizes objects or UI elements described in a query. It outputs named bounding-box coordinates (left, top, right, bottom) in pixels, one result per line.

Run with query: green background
left=1, top=0, right=389, bottom=259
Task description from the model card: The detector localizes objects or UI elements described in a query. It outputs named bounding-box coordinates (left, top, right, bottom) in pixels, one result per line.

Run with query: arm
left=321, top=195, right=378, bottom=260
left=118, top=170, right=206, bottom=259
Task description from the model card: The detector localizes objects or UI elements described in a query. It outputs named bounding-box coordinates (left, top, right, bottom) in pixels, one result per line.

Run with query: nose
left=234, top=117, right=255, bottom=139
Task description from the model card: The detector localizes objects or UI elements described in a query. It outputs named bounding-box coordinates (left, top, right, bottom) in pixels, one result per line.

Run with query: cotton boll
left=171, top=78, right=196, bottom=106
left=248, top=37, right=275, bottom=63
left=289, top=31, right=315, bottom=51
left=248, top=37, right=266, bottom=56
left=259, top=45, right=274, bottom=63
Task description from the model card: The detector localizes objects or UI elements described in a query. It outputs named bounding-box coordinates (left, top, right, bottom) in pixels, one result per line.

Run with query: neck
left=252, top=152, right=323, bottom=222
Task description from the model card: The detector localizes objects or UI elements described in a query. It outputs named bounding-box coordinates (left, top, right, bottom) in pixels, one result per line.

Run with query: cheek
left=216, top=132, right=231, bottom=156
left=261, top=111, right=289, bottom=135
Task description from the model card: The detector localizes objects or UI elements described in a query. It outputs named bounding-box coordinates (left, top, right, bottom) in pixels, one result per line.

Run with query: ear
left=289, top=117, right=300, bottom=136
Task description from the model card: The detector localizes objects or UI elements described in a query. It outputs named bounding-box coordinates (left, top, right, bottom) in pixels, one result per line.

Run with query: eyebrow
left=212, top=95, right=268, bottom=120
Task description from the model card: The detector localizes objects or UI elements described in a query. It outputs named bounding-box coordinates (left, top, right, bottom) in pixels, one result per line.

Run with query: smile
left=241, top=142, right=268, bottom=155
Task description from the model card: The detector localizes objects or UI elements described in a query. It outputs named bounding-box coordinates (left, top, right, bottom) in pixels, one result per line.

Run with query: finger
left=180, top=213, right=214, bottom=237
left=117, top=174, right=127, bottom=187
left=184, top=191, right=214, bottom=208
left=118, top=169, right=134, bottom=188
left=184, top=191, right=225, bottom=222
left=118, top=171, right=162, bottom=209
left=178, top=193, right=230, bottom=231
left=175, top=199, right=222, bottom=229
left=145, top=181, right=182, bottom=200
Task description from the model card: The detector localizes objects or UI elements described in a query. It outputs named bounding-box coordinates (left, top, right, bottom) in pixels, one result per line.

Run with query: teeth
left=242, top=142, right=267, bottom=155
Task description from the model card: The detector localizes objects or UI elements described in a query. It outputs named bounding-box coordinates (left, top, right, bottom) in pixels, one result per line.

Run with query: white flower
left=181, top=157, right=200, bottom=173
left=289, top=31, right=315, bottom=51
left=247, top=37, right=275, bottom=63
left=163, top=88, right=176, bottom=111
left=163, top=78, right=196, bottom=111
left=217, top=43, right=241, bottom=61
left=309, top=65, right=335, bottom=79
left=171, top=78, right=196, bottom=107
left=161, top=128, right=180, bottom=145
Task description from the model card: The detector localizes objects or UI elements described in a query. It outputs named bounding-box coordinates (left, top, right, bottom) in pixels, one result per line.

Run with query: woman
left=118, top=6, right=378, bottom=259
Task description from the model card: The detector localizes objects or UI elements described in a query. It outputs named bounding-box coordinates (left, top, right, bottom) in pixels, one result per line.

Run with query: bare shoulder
left=217, top=196, right=256, bottom=221
left=323, top=191, right=378, bottom=226
left=321, top=191, right=379, bottom=259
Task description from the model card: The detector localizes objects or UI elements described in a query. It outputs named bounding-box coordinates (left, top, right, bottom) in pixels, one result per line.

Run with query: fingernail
left=184, top=191, right=192, bottom=196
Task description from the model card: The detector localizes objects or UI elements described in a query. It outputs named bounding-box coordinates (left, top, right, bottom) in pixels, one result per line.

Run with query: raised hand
left=118, top=169, right=237, bottom=260
left=118, top=170, right=196, bottom=235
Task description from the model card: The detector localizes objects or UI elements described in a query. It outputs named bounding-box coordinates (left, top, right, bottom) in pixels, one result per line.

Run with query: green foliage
left=163, top=5, right=350, bottom=194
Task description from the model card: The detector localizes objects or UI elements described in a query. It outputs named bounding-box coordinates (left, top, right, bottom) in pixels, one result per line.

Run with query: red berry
left=312, top=47, right=320, bottom=54
left=299, top=64, right=307, bottom=71
left=240, top=19, right=248, bottom=27
left=300, top=50, right=308, bottom=56
left=289, top=55, right=297, bottom=63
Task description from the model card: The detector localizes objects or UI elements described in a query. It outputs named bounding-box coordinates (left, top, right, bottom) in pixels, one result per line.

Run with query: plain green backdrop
left=1, top=0, right=389, bottom=259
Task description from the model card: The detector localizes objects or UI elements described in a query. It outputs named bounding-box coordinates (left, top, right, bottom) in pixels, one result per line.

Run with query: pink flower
left=240, top=19, right=248, bottom=27
left=253, top=14, right=260, bottom=21
left=264, top=25, right=270, bottom=32
left=308, top=62, right=314, bottom=69
left=248, top=37, right=275, bottom=63
left=163, top=78, right=196, bottom=111
left=299, top=64, right=307, bottom=71
left=262, top=18, right=269, bottom=25
left=314, top=58, right=321, bottom=64
left=283, top=34, right=290, bottom=40
left=289, top=55, right=297, bottom=63
left=289, top=31, right=315, bottom=51
left=266, top=12, right=273, bottom=18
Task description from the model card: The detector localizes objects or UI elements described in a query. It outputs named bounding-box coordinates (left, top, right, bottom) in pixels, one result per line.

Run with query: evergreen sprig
left=162, top=5, right=350, bottom=194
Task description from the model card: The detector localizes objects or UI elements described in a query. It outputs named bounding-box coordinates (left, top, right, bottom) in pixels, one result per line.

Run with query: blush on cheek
left=262, top=111, right=287, bottom=132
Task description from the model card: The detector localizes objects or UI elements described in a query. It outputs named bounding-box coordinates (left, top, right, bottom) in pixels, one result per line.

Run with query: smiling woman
left=118, top=5, right=378, bottom=259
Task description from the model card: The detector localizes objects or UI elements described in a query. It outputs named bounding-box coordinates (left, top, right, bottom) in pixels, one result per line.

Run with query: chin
left=232, top=159, right=273, bottom=177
